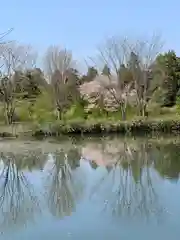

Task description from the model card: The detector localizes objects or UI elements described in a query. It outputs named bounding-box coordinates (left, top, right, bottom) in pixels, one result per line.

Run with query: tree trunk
left=138, top=100, right=147, bottom=117
left=57, top=109, right=62, bottom=120
left=120, top=103, right=126, bottom=121
left=142, top=103, right=148, bottom=117
left=4, top=103, right=10, bottom=125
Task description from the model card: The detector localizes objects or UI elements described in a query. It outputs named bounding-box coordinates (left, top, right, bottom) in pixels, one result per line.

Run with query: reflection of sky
left=1, top=155, right=180, bottom=240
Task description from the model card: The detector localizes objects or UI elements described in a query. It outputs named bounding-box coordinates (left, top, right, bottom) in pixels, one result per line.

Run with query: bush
left=16, top=100, right=32, bottom=122
left=64, top=103, right=87, bottom=120
left=176, top=96, right=180, bottom=114
left=0, top=104, right=6, bottom=122
left=32, top=118, right=180, bottom=136
left=31, top=91, right=56, bottom=124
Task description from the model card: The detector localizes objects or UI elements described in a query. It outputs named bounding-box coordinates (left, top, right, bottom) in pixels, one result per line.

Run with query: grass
left=0, top=116, right=180, bottom=138
left=31, top=116, right=180, bottom=137
left=0, top=96, right=180, bottom=138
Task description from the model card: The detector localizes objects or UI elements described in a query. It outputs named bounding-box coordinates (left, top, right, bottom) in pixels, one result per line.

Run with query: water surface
left=0, top=136, right=180, bottom=240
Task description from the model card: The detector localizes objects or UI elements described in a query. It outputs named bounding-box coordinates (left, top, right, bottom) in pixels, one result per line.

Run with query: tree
left=0, top=76, right=15, bottom=124
left=0, top=42, right=37, bottom=74
left=156, top=50, right=180, bottom=107
left=81, top=66, right=98, bottom=83
left=87, top=66, right=98, bottom=80
left=44, top=46, right=79, bottom=119
left=119, top=64, right=133, bottom=85
left=102, top=64, right=111, bottom=76
left=44, top=45, right=75, bottom=82
left=124, top=35, right=163, bottom=116
left=95, top=36, right=137, bottom=119
left=0, top=42, right=37, bottom=124
left=0, top=28, right=13, bottom=69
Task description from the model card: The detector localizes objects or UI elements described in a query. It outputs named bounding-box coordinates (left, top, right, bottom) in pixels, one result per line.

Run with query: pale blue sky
left=1, top=0, right=180, bottom=70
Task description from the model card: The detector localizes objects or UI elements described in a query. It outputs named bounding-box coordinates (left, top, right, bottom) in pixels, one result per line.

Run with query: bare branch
left=0, top=42, right=37, bottom=76
left=43, top=45, right=79, bottom=119
left=0, top=28, right=13, bottom=44
left=91, top=34, right=163, bottom=118
left=44, top=45, right=76, bottom=82
left=0, top=41, right=37, bottom=124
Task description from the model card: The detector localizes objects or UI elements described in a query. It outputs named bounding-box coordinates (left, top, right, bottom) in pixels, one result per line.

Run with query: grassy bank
left=29, top=117, right=180, bottom=137
left=1, top=116, right=180, bottom=138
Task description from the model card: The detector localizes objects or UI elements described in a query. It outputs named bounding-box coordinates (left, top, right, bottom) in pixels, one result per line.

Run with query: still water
left=0, top=136, right=180, bottom=239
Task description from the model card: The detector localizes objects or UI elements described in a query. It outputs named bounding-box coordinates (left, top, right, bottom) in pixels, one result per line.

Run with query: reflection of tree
left=91, top=141, right=164, bottom=221
left=47, top=148, right=84, bottom=218
left=89, top=160, right=98, bottom=169
left=0, top=153, right=40, bottom=228
left=66, top=149, right=81, bottom=170
left=154, top=143, right=180, bottom=181
left=11, top=150, right=48, bottom=171
left=0, top=150, right=48, bottom=172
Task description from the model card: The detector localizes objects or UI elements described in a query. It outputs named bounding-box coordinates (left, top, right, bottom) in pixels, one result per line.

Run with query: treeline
left=0, top=32, right=180, bottom=125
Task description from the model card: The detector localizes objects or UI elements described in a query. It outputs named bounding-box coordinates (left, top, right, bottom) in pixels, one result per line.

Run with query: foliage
left=30, top=90, right=55, bottom=124
left=13, top=69, right=44, bottom=99
left=102, top=64, right=111, bottom=76
left=0, top=34, right=180, bottom=131
left=156, top=51, right=180, bottom=107
left=64, top=102, right=87, bottom=120
left=81, top=66, right=98, bottom=83
left=16, top=100, right=32, bottom=122
left=32, top=118, right=180, bottom=137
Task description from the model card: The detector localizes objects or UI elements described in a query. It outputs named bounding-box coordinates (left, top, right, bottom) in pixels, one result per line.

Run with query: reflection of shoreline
left=0, top=137, right=179, bottom=181
left=0, top=137, right=178, bottom=228
left=0, top=135, right=180, bottom=154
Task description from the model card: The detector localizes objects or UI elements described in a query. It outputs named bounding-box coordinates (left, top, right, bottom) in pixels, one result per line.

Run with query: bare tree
left=127, top=35, right=163, bottom=116
left=0, top=42, right=37, bottom=124
left=94, top=34, right=163, bottom=119
left=0, top=42, right=37, bottom=74
left=44, top=45, right=75, bottom=82
left=91, top=37, right=132, bottom=120
left=44, top=46, right=79, bottom=120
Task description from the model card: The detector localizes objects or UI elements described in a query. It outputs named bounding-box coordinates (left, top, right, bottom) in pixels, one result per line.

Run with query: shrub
left=32, top=118, right=180, bottom=136
left=31, top=90, right=56, bottom=124
left=64, top=103, right=87, bottom=120
left=16, top=100, right=32, bottom=122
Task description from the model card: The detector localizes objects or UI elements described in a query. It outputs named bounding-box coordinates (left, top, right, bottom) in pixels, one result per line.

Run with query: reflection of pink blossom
left=81, top=146, right=119, bottom=167
left=81, top=148, right=106, bottom=167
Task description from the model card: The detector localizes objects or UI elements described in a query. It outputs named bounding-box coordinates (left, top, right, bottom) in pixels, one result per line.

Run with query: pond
left=0, top=136, right=180, bottom=240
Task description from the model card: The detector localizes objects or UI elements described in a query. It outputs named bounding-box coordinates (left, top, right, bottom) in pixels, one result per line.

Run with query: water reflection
left=0, top=151, right=43, bottom=228
left=46, top=148, right=84, bottom=218
left=90, top=141, right=165, bottom=221
left=154, top=143, right=180, bottom=181
left=0, top=138, right=180, bottom=233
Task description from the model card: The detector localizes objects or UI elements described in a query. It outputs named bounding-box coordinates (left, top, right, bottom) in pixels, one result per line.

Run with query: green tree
left=87, top=66, right=98, bottom=79
left=119, top=64, right=133, bottom=86
left=156, top=50, right=180, bottom=107
left=102, top=64, right=111, bottom=76
left=81, top=66, right=98, bottom=83
left=13, top=68, right=47, bottom=99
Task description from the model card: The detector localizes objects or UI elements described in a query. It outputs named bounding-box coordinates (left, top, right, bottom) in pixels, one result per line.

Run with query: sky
left=1, top=0, right=180, bottom=71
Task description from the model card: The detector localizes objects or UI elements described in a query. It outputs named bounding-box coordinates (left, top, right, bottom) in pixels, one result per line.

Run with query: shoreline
left=0, top=118, right=180, bottom=138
